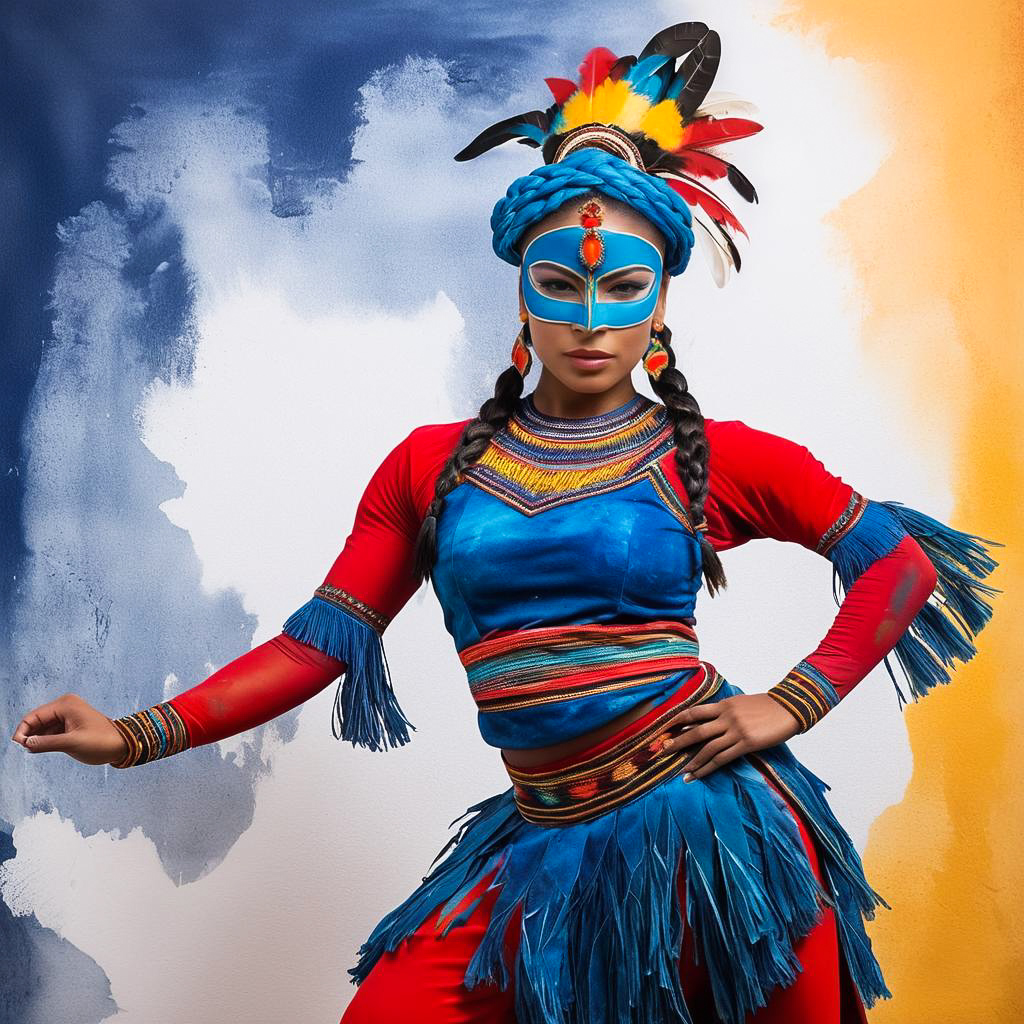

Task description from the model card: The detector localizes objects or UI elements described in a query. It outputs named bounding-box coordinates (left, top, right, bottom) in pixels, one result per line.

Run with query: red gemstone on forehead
left=581, top=215, right=601, bottom=228
left=581, top=232, right=604, bottom=270
left=578, top=199, right=603, bottom=224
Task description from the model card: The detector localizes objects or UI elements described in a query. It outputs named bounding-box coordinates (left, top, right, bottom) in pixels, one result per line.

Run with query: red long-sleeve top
left=146, top=415, right=948, bottom=759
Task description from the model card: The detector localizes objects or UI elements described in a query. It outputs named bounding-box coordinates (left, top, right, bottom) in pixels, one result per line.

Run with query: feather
left=640, top=98, right=685, bottom=151
left=677, top=115, right=763, bottom=150
left=676, top=30, right=721, bottom=120
left=454, top=109, right=551, bottom=162
left=693, top=211, right=738, bottom=288
left=544, top=77, right=577, bottom=105
left=607, top=55, right=637, bottom=82
left=693, top=90, right=762, bottom=120
left=675, top=149, right=759, bottom=204
left=638, top=21, right=710, bottom=60
left=578, top=46, right=618, bottom=95
left=622, top=54, right=674, bottom=102
left=659, top=170, right=748, bottom=237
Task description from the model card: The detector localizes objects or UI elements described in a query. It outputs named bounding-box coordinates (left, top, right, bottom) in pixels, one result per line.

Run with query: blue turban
left=489, top=147, right=695, bottom=277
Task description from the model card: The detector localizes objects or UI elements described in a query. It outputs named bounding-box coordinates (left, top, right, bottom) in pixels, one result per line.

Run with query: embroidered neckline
left=458, top=391, right=680, bottom=516
left=518, top=391, right=653, bottom=437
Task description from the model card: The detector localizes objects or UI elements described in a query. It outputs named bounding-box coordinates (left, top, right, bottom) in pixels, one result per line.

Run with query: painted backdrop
left=1, top=1, right=1019, bottom=1021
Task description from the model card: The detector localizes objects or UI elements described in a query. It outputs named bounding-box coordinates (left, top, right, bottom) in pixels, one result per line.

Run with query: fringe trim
left=827, top=500, right=1001, bottom=706
left=281, top=595, right=414, bottom=751
left=348, top=686, right=891, bottom=1024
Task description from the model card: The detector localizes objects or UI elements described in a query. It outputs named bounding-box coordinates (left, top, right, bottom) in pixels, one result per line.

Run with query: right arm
left=11, top=426, right=434, bottom=767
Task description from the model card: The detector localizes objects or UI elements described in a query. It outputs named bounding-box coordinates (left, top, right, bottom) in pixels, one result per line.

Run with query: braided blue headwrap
left=490, top=147, right=695, bottom=277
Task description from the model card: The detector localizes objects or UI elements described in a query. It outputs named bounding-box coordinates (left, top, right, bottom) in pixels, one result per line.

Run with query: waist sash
left=459, top=619, right=701, bottom=714
left=503, top=660, right=723, bottom=825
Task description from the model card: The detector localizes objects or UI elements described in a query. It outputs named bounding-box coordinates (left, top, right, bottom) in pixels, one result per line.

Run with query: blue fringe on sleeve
left=282, top=594, right=415, bottom=751
left=826, top=499, right=1002, bottom=706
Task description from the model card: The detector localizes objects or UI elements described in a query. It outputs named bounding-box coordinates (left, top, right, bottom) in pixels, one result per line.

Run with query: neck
left=529, top=371, right=639, bottom=420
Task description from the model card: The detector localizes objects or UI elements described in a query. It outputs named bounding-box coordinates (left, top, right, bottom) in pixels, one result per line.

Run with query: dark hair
left=412, top=324, right=727, bottom=596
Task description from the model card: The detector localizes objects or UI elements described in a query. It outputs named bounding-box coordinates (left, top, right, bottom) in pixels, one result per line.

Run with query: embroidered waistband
left=503, top=661, right=723, bottom=826
left=458, top=619, right=701, bottom=714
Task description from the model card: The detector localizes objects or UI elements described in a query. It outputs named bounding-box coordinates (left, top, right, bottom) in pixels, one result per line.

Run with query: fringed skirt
left=348, top=663, right=891, bottom=1024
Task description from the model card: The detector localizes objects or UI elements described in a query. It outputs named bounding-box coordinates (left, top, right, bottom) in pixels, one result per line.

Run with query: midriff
left=500, top=692, right=667, bottom=768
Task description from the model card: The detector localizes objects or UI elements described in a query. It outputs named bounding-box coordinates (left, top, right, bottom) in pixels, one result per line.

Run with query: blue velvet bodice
left=430, top=392, right=705, bottom=749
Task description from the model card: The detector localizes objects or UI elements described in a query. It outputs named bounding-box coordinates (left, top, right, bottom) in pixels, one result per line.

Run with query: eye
left=609, top=281, right=646, bottom=295
left=538, top=278, right=578, bottom=294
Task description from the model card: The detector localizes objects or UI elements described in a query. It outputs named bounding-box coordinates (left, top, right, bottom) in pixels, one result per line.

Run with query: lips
left=566, top=349, right=612, bottom=360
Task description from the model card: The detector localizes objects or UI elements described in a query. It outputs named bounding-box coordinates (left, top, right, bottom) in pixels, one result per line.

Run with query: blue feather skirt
left=348, top=677, right=889, bottom=1024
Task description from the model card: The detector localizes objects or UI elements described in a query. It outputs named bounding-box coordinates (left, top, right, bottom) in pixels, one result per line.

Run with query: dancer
left=12, top=22, right=1000, bottom=1024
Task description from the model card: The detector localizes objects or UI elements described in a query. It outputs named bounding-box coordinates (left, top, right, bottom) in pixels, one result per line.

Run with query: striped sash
left=459, top=619, right=701, bottom=714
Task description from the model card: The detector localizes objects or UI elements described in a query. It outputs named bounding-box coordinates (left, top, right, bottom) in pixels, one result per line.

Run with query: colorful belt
left=503, top=662, right=724, bottom=826
left=459, top=619, right=701, bottom=714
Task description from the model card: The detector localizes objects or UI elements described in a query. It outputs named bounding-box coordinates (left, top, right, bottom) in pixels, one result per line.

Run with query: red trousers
left=340, top=771, right=869, bottom=1024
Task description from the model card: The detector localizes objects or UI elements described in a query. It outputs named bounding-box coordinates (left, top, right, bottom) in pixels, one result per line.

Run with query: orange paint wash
left=772, top=1, right=1023, bottom=1018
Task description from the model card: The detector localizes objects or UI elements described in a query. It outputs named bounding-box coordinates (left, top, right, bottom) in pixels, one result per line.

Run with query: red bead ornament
left=577, top=199, right=605, bottom=271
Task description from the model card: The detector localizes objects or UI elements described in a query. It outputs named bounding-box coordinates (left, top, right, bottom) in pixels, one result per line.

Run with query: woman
left=11, top=22, right=999, bottom=1024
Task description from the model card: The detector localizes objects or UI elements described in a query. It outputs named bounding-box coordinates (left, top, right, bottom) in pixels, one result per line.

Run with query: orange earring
left=511, top=321, right=533, bottom=377
left=643, top=321, right=670, bottom=380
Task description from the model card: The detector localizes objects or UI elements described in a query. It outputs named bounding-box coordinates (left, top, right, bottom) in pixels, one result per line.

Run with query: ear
left=653, top=271, right=671, bottom=324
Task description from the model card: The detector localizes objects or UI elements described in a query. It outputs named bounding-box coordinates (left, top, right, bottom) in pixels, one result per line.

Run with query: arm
left=664, top=419, right=1000, bottom=780
left=110, top=427, right=429, bottom=767
left=704, top=419, right=1001, bottom=732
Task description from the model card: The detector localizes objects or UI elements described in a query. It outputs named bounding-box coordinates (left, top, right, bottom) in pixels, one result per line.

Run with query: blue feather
left=623, top=54, right=674, bottom=102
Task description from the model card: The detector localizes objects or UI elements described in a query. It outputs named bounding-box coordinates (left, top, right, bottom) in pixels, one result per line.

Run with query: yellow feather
left=561, top=79, right=658, bottom=135
left=588, top=79, right=638, bottom=125
left=616, top=92, right=654, bottom=133
left=640, top=99, right=684, bottom=151
left=559, top=89, right=596, bottom=132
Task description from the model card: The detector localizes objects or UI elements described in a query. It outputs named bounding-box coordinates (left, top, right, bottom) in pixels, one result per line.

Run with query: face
left=518, top=195, right=670, bottom=392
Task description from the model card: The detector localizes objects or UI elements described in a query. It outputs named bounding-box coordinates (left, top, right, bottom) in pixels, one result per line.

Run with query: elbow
left=895, top=534, right=938, bottom=614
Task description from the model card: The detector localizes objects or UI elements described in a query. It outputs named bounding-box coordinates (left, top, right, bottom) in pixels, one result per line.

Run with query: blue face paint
left=521, top=226, right=663, bottom=330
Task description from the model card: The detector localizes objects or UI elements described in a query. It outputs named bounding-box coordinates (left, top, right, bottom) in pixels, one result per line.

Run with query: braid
left=413, top=364, right=525, bottom=583
left=647, top=325, right=728, bottom=596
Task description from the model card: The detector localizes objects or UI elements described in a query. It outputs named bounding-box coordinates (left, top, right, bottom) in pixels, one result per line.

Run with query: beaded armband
left=767, top=661, right=840, bottom=733
left=110, top=701, right=191, bottom=768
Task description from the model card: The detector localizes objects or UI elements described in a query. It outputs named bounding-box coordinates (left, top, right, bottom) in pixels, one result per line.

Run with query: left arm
left=664, top=420, right=1000, bottom=779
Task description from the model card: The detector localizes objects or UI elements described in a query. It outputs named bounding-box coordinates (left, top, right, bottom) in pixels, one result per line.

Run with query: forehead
left=517, top=194, right=666, bottom=256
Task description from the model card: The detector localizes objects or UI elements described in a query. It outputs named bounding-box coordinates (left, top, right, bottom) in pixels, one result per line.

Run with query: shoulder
left=397, top=417, right=474, bottom=519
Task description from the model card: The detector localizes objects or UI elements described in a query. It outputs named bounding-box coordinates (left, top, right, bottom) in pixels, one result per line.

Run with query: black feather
left=726, top=163, right=758, bottom=204
left=675, top=31, right=720, bottom=121
left=454, top=109, right=550, bottom=162
left=638, top=22, right=709, bottom=60
left=607, top=55, right=637, bottom=82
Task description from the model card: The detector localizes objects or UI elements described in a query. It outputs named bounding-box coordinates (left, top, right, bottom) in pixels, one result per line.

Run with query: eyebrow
left=601, top=266, right=655, bottom=280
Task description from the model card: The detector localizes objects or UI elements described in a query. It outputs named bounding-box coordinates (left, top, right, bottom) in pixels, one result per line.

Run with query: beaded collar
left=458, top=391, right=683, bottom=517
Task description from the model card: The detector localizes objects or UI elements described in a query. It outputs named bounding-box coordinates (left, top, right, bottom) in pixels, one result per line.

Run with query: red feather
left=577, top=47, right=618, bottom=95
left=544, top=77, right=578, bottom=105
left=677, top=117, right=763, bottom=150
left=675, top=150, right=730, bottom=182
left=661, top=174, right=749, bottom=239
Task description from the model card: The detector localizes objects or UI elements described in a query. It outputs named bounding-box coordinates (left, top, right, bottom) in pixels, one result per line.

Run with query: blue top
left=429, top=391, right=705, bottom=749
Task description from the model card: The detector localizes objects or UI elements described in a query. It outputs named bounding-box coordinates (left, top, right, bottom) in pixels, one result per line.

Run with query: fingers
left=22, top=731, right=80, bottom=754
left=11, top=702, right=67, bottom=746
left=667, top=704, right=722, bottom=729
left=684, top=738, right=745, bottom=781
left=666, top=720, right=726, bottom=751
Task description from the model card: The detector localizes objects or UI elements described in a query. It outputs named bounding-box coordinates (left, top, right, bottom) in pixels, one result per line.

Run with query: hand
left=11, top=694, right=130, bottom=767
left=663, top=693, right=803, bottom=782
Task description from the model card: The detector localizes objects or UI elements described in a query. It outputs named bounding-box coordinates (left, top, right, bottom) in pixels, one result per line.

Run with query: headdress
left=455, top=22, right=764, bottom=287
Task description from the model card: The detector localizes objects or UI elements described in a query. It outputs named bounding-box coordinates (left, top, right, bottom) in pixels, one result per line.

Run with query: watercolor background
left=1, top=1, right=1018, bottom=1021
